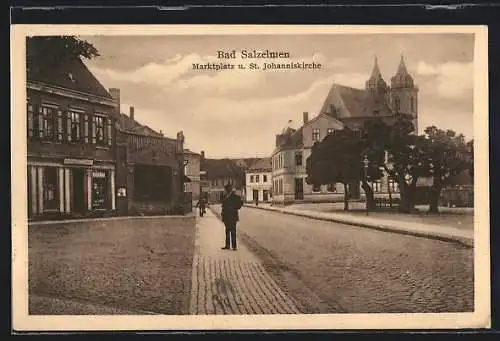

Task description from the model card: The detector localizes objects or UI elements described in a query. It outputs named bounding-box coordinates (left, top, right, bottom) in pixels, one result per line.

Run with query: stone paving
left=189, top=210, right=300, bottom=315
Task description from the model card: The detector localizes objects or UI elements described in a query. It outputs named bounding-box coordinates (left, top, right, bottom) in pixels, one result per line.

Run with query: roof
left=319, top=84, right=393, bottom=119
left=204, top=159, right=245, bottom=180
left=275, top=126, right=303, bottom=153
left=184, top=149, right=200, bottom=156
left=116, top=113, right=163, bottom=137
left=248, top=158, right=272, bottom=171
left=27, top=54, right=112, bottom=100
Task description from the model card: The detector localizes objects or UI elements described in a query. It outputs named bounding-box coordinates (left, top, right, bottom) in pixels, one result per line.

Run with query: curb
left=28, top=213, right=195, bottom=226
left=244, top=205, right=474, bottom=248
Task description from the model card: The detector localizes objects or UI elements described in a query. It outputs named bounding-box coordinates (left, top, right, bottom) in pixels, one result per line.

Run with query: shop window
left=92, top=170, right=109, bottom=209
left=43, top=167, right=59, bottom=211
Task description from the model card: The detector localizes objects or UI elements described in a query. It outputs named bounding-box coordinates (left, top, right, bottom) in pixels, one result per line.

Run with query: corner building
left=27, top=55, right=117, bottom=220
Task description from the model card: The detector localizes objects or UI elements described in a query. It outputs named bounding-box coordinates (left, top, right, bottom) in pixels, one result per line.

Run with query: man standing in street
left=221, top=183, right=243, bottom=251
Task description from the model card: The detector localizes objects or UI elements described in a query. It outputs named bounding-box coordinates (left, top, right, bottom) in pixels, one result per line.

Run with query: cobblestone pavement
left=216, top=206, right=474, bottom=314
left=189, top=210, right=300, bottom=315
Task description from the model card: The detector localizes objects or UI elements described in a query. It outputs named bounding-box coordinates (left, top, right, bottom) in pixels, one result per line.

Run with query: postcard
left=11, top=24, right=490, bottom=331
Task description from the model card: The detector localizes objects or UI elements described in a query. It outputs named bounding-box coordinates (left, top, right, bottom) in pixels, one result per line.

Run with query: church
left=271, top=55, right=419, bottom=205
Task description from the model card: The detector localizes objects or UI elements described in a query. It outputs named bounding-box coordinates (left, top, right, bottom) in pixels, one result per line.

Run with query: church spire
left=365, top=56, right=388, bottom=94
left=391, top=53, right=414, bottom=89
left=396, top=54, right=409, bottom=76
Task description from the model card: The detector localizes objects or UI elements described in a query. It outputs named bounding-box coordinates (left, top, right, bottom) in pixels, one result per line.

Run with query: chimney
left=108, top=88, right=120, bottom=115
left=303, top=112, right=309, bottom=124
left=201, top=151, right=205, bottom=160
left=129, top=106, right=135, bottom=121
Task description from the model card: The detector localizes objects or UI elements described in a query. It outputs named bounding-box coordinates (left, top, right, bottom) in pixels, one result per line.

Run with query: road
left=224, top=206, right=474, bottom=314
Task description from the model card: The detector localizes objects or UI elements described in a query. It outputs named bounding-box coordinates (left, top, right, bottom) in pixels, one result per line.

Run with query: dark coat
left=221, top=192, right=243, bottom=224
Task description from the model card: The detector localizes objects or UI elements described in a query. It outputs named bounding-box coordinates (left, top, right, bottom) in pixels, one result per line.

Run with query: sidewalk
left=189, top=210, right=301, bottom=315
left=244, top=204, right=474, bottom=248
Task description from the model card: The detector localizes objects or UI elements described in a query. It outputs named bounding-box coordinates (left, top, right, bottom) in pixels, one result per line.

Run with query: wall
left=302, top=114, right=344, bottom=148
left=245, top=170, right=272, bottom=202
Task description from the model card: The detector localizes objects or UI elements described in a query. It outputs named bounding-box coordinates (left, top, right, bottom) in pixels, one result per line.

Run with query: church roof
left=27, top=54, right=113, bottom=100
left=319, top=84, right=393, bottom=119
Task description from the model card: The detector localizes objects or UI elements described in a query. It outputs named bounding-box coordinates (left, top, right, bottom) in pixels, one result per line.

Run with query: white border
left=11, top=24, right=490, bottom=331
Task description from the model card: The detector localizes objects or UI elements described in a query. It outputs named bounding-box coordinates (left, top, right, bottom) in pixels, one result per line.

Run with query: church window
left=410, top=97, right=415, bottom=112
left=394, top=96, right=401, bottom=112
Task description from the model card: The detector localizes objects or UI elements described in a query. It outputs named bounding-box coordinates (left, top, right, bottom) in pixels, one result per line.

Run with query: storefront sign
left=64, top=158, right=94, bottom=166
left=92, top=171, right=107, bottom=178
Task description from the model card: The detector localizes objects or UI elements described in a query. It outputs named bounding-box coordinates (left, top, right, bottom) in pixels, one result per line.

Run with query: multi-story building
left=27, top=51, right=118, bottom=220
left=271, top=56, right=418, bottom=205
left=184, top=149, right=202, bottom=201
left=245, top=158, right=272, bottom=203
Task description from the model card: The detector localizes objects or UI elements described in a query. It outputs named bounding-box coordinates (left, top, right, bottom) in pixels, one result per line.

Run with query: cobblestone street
left=210, top=205, right=474, bottom=314
left=190, top=210, right=300, bottom=314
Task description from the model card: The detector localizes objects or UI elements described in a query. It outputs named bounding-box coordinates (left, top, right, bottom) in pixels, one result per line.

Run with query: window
left=388, top=179, right=399, bottom=192
left=92, top=114, right=112, bottom=147
left=371, top=180, right=382, bottom=193
left=410, top=97, right=415, bottom=112
left=312, top=128, right=320, bottom=142
left=256, top=175, right=260, bottom=182
left=43, top=167, right=59, bottom=211
left=27, top=101, right=34, bottom=138
left=92, top=171, right=109, bottom=209
left=39, top=105, right=57, bottom=141
left=295, top=151, right=303, bottom=166
left=394, top=96, right=400, bottom=112
left=327, top=128, right=334, bottom=135
left=263, top=175, right=267, bottom=182
left=312, top=183, right=321, bottom=192
left=250, top=175, right=254, bottom=183
left=327, top=183, right=336, bottom=192
left=67, top=110, right=81, bottom=142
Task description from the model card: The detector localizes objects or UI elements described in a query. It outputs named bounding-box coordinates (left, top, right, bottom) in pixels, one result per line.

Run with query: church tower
left=390, top=54, right=419, bottom=133
left=365, top=56, right=389, bottom=97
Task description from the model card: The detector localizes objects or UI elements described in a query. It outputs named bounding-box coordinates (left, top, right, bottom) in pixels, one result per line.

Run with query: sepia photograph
left=11, top=25, right=490, bottom=331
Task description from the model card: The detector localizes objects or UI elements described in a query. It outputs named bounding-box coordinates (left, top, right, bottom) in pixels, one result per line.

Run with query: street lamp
left=363, top=155, right=369, bottom=216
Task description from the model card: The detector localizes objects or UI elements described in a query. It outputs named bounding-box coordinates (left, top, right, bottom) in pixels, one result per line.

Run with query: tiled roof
left=116, top=113, right=163, bottom=137
left=319, top=84, right=393, bottom=119
left=276, top=127, right=303, bottom=151
left=248, top=158, right=272, bottom=171
left=27, top=54, right=112, bottom=99
left=204, top=159, right=244, bottom=180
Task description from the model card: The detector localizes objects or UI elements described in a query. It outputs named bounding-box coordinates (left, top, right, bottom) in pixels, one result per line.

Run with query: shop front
left=27, top=157, right=116, bottom=220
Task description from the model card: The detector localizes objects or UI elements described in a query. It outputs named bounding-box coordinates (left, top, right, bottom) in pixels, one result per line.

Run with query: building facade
left=112, top=101, right=186, bottom=216
left=184, top=149, right=202, bottom=201
left=245, top=158, right=272, bottom=203
left=27, top=55, right=118, bottom=220
left=271, top=56, right=417, bottom=205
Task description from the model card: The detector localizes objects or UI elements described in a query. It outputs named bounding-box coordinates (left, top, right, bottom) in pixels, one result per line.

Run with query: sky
left=82, top=33, right=474, bottom=159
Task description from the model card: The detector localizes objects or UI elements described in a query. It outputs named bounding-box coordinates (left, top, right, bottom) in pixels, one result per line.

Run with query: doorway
left=294, top=178, right=304, bottom=200
left=72, top=168, right=86, bottom=214
left=253, top=190, right=259, bottom=202
left=263, top=190, right=269, bottom=202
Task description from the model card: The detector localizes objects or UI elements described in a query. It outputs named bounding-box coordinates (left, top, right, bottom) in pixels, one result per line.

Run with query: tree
left=306, top=128, right=383, bottom=211
left=466, top=139, right=474, bottom=179
left=363, top=114, right=427, bottom=213
left=26, top=36, right=100, bottom=67
left=417, top=127, right=473, bottom=213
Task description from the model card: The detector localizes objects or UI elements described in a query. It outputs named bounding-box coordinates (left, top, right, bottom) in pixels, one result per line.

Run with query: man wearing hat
left=221, top=182, right=243, bottom=250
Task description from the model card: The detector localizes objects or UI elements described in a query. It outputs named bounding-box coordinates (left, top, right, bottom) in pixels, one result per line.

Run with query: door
left=72, top=168, right=85, bottom=214
left=263, top=190, right=269, bottom=202
left=253, top=190, right=259, bottom=202
left=294, top=178, right=304, bottom=200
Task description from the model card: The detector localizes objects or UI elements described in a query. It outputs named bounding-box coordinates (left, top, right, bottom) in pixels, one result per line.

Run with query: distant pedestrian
left=196, top=197, right=206, bottom=217
left=221, top=183, right=243, bottom=251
